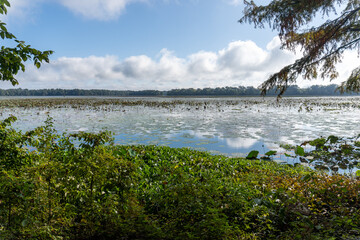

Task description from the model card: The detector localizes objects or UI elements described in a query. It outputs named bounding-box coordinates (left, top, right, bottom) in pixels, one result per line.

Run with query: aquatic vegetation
left=287, top=135, right=360, bottom=174
left=246, top=150, right=259, bottom=159
left=1, top=96, right=359, bottom=166
left=1, top=96, right=360, bottom=112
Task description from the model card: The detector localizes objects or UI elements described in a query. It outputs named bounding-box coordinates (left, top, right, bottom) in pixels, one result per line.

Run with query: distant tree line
left=0, top=84, right=358, bottom=97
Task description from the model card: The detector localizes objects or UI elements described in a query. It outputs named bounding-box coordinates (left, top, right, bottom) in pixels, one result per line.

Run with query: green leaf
left=309, top=138, right=326, bottom=149
left=301, top=173, right=313, bottom=181
left=21, top=219, right=29, bottom=227
left=265, top=150, right=277, bottom=156
left=128, top=149, right=137, bottom=157
left=327, top=135, right=339, bottom=144
left=246, top=150, right=259, bottom=160
left=356, top=170, right=360, bottom=177
left=284, top=153, right=295, bottom=158
left=0, top=25, right=7, bottom=32
left=295, top=146, right=305, bottom=156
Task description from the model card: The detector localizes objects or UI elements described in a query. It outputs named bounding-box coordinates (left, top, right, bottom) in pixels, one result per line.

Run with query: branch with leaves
left=240, top=0, right=360, bottom=96
left=0, top=0, right=53, bottom=86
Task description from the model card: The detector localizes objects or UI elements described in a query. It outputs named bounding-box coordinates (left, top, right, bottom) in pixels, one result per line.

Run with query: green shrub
left=1, top=116, right=360, bottom=239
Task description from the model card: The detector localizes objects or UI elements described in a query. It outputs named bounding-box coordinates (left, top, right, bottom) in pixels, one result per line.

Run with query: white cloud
left=188, top=51, right=218, bottom=74
left=0, top=0, right=245, bottom=22
left=58, top=0, right=146, bottom=21
left=0, top=0, right=147, bottom=22
left=227, top=0, right=242, bottom=6
left=1, top=0, right=225, bottom=22
left=218, top=40, right=268, bottom=70
left=10, top=55, right=126, bottom=89
left=0, top=0, right=43, bottom=22
left=1, top=0, right=243, bottom=22
left=7, top=37, right=358, bottom=90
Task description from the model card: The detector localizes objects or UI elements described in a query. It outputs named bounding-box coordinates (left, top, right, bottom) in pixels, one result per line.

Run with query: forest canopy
left=0, top=84, right=357, bottom=97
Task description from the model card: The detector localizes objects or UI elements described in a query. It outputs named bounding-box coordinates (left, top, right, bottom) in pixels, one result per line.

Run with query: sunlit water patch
left=1, top=96, right=359, bottom=164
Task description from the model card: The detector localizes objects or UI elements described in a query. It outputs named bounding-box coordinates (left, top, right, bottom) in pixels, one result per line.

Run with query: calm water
left=1, top=96, right=359, bottom=161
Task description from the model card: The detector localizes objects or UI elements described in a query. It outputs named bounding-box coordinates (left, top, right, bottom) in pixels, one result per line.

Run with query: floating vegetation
left=1, top=96, right=360, bottom=167
left=291, top=135, right=360, bottom=174
left=1, top=96, right=360, bottom=112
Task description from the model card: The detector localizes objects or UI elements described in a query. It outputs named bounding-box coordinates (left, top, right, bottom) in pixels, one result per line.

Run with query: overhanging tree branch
left=240, top=0, right=360, bottom=96
left=0, top=1, right=53, bottom=86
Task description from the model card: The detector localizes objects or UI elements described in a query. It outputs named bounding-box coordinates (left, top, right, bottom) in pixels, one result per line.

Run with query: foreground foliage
left=1, top=117, right=360, bottom=239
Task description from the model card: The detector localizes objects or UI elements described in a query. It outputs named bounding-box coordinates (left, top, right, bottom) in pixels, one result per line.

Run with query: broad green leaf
left=246, top=150, right=259, bottom=159
left=265, top=150, right=277, bottom=156
left=327, top=135, right=339, bottom=144
left=284, top=153, right=295, bottom=158
left=295, top=146, right=305, bottom=156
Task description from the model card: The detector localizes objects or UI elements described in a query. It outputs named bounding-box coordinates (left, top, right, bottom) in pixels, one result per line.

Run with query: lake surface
left=1, top=96, right=359, bottom=162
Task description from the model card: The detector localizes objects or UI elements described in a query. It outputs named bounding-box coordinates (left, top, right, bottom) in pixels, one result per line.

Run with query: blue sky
left=0, top=0, right=358, bottom=90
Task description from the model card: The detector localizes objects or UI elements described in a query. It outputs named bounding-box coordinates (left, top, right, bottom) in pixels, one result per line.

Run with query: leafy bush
left=1, top=116, right=360, bottom=239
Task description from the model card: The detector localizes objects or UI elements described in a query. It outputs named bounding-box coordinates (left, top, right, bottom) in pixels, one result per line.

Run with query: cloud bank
left=2, top=37, right=357, bottom=90
left=0, top=37, right=322, bottom=89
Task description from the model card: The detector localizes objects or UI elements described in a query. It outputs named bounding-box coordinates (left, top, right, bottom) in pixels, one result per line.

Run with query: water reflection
left=113, top=130, right=267, bottom=157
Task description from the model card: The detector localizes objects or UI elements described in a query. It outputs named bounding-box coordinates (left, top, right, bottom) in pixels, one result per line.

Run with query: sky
left=0, top=0, right=358, bottom=90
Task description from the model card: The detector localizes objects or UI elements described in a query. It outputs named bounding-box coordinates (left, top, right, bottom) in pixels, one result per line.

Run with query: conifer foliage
left=240, top=0, right=360, bottom=96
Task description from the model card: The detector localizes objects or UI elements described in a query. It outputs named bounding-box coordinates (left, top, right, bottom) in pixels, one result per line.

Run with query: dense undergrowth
left=1, top=116, right=360, bottom=239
